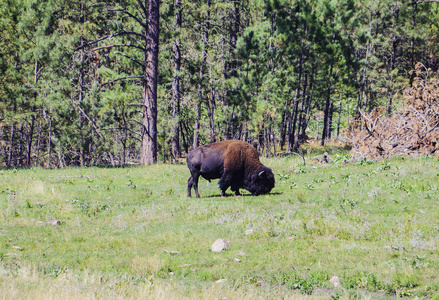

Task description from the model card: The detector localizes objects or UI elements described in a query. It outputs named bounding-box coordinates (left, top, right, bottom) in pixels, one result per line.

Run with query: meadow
left=1, top=150, right=439, bottom=299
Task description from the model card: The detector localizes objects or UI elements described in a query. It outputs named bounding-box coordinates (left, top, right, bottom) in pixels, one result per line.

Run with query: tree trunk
left=228, top=0, right=239, bottom=77
left=225, top=105, right=235, bottom=140
left=208, top=84, right=216, bottom=142
left=328, top=101, right=334, bottom=140
left=386, top=34, right=397, bottom=116
left=27, top=59, right=40, bottom=167
left=18, top=124, right=25, bottom=165
left=222, top=0, right=240, bottom=139
left=321, top=60, right=334, bottom=145
left=193, top=0, right=210, bottom=149
left=280, top=110, right=288, bottom=150
left=336, top=94, right=342, bottom=138
left=357, top=11, right=373, bottom=114
left=141, top=0, right=160, bottom=165
left=409, top=2, right=418, bottom=86
left=8, top=123, right=15, bottom=167
left=300, top=70, right=314, bottom=142
left=193, top=102, right=201, bottom=149
left=36, top=120, right=42, bottom=166
left=57, top=148, right=64, bottom=168
left=285, top=108, right=292, bottom=152
left=48, top=114, right=52, bottom=167
left=288, top=39, right=304, bottom=151
left=171, top=0, right=182, bottom=160
left=80, top=144, right=85, bottom=167
left=79, top=5, right=86, bottom=167
left=297, top=70, right=308, bottom=145
left=26, top=113, right=35, bottom=167
left=290, top=98, right=299, bottom=151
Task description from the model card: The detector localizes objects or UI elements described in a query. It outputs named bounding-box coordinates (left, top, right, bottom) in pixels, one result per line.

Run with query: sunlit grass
left=1, top=155, right=439, bottom=298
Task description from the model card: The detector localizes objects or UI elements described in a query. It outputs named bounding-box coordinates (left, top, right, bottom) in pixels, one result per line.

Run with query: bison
left=187, top=140, right=275, bottom=198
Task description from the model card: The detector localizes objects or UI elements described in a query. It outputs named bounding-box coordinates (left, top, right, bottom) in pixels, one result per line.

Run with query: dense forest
left=1, top=0, right=438, bottom=167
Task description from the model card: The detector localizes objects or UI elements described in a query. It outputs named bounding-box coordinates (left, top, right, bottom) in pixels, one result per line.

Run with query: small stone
left=12, top=246, right=23, bottom=251
left=330, top=276, right=341, bottom=287
left=233, top=258, right=241, bottom=262
left=211, top=239, right=230, bottom=252
left=4, top=253, right=17, bottom=257
left=245, top=229, right=254, bottom=235
left=216, top=278, right=227, bottom=284
left=49, top=220, right=61, bottom=226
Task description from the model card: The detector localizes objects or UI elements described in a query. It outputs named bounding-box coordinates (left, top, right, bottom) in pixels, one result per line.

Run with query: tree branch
left=101, top=126, right=141, bottom=137
left=92, top=44, right=147, bottom=52
left=292, top=151, right=306, bottom=165
left=75, top=31, right=146, bottom=51
left=108, top=8, right=147, bottom=29
left=127, top=103, right=146, bottom=108
left=118, top=30, right=147, bottom=39
left=135, top=0, right=148, bottom=18
left=115, top=52, right=145, bottom=68
left=100, top=76, right=143, bottom=88
left=130, top=118, right=154, bottom=141
left=411, top=0, right=439, bottom=3
left=133, top=119, right=151, bottom=139
left=69, top=98, right=105, bottom=140
left=36, top=66, right=45, bottom=82
left=87, top=2, right=107, bottom=8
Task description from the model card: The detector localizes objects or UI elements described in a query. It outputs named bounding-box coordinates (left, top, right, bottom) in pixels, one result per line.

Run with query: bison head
left=246, top=166, right=275, bottom=196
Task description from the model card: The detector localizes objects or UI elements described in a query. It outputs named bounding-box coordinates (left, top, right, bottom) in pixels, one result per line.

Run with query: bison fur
left=187, top=140, right=275, bottom=198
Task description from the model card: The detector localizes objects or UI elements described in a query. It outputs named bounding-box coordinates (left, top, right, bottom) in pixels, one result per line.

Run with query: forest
left=1, top=0, right=438, bottom=167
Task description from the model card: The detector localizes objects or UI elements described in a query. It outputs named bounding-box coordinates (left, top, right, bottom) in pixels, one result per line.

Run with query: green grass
left=1, top=154, right=439, bottom=299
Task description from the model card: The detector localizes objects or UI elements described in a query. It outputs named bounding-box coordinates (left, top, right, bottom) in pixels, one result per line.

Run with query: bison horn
left=258, top=171, right=265, bottom=177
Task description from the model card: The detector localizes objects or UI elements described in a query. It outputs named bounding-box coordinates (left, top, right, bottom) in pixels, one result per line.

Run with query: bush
left=346, top=63, right=439, bottom=160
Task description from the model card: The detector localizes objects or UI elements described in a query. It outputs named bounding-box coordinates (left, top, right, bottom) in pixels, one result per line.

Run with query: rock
left=312, top=152, right=333, bottom=164
left=245, top=229, right=254, bottom=235
left=329, top=276, right=341, bottom=287
left=215, top=278, right=227, bottom=284
left=49, top=220, right=61, bottom=226
left=4, top=253, right=17, bottom=257
left=211, top=239, right=231, bottom=252
left=322, top=152, right=333, bottom=163
left=12, top=246, right=23, bottom=251
left=237, top=251, right=246, bottom=256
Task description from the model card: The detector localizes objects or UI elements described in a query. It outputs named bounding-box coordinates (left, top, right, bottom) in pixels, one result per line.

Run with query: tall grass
left=1, top=155, right=439, bottom=299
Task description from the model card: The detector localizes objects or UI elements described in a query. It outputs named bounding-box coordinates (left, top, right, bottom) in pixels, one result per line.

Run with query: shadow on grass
left=202, top=191, right=282, bottom=198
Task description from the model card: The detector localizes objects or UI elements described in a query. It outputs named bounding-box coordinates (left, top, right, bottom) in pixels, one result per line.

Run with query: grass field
left=1, top=151, right=439, bottom=299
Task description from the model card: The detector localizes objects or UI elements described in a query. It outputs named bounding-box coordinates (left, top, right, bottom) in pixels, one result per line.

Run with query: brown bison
left=187, top=140, right=275, bottom=198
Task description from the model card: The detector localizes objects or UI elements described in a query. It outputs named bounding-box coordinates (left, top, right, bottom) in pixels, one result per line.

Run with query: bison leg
left=218, top=180, right=228, bottom=197
left=219, top=171, right=233, bottom=197
left=188, top=174, right=201, bottom=198
left=230, top=184, right=241, bottom=196
left=187, top=176, right=193, bottom=197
